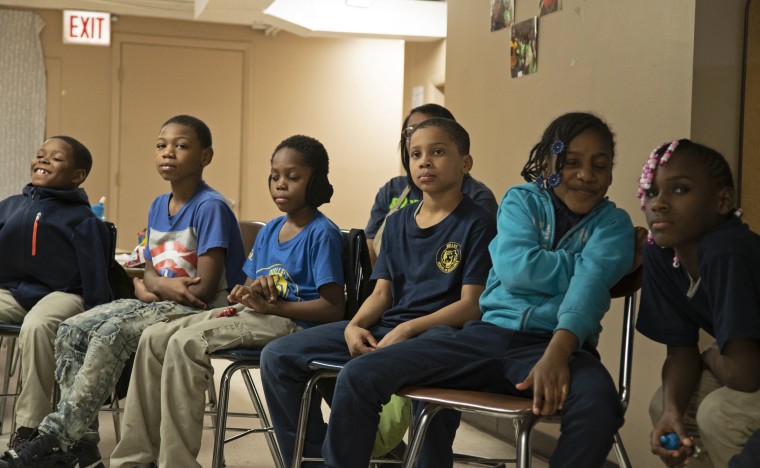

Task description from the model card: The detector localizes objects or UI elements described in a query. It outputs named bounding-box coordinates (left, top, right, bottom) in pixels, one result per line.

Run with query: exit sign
left=63, top=10, right=111, bottom=46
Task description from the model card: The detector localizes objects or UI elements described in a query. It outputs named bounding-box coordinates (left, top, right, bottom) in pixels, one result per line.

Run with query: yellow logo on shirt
left=436, top=242, right=461, bottom=273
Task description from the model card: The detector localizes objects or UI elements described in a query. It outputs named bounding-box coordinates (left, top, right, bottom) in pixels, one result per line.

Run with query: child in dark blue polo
left=636, top=140, right=760, bottom=467
left=0, top=136, right=110, bottom=448
left=260, top=117, right=496, bottom=467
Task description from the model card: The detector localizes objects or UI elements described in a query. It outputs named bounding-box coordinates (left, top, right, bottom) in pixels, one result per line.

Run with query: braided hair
left=520, top=112, right=615, bottom=183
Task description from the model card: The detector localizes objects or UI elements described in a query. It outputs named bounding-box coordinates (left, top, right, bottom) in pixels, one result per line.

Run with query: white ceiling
left=0, top=0, right=447, bottom=41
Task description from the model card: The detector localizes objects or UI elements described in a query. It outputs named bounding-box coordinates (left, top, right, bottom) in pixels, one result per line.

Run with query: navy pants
left=260, top=320, right=623, bottom=468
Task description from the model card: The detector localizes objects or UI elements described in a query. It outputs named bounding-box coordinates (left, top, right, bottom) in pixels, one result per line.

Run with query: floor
left=0, top=346, right=549, bottom=468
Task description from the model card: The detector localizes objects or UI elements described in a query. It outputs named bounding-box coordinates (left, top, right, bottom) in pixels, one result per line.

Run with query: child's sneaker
left=70, top=440, right=104, bottom=468
left=0, top=433, right=75, bottom=467
left=6, top=427, right=36, bottom=450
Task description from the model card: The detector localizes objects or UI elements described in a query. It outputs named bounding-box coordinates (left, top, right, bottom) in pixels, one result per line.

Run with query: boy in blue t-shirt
left=110, top=135, right=345, bottom=468
left=0, top=136, right=111, bottom=447
left=260, top=118, right=497, bottom=467
left=0, top=115, right=245, bottom=468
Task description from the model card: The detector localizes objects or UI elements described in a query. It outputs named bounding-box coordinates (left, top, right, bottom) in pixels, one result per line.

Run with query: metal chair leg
left=612, top=431, right=632, bottom=468
left=401, top=403, right=443, bottom=468
left=512, top=417, right=538, bottom=468
left=240, top=369, right=284, bottom=468
left=292, top=369, right=336, bottom=468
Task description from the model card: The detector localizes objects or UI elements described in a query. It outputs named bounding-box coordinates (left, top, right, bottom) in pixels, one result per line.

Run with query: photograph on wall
left=510, top=17, right=538, bottom=78
left=490, top=0, right=514, bottom=32
left=539, top=0, right=562, bottom=16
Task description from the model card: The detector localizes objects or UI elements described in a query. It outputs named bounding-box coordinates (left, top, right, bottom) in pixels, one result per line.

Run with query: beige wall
left=403, top=39, right=446, bottom=112
left=29, top=8, right=404, bottom=247
left=446, top=0, right=746, bottom=465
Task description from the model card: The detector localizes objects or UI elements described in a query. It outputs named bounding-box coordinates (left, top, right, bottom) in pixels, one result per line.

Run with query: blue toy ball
left=660, top=432, right=680, bottom=450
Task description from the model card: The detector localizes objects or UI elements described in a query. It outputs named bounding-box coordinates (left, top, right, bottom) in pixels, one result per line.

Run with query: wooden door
left=112, top=36, right=246, bottom=249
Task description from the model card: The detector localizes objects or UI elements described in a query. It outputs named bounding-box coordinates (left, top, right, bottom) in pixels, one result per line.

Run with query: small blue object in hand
left=660, top=432, right=680, bottom=450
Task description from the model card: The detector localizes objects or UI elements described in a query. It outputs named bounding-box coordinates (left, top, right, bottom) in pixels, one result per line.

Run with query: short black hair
left=400, top=104, right=456, bottom=177
left=521, top=112, right=615, bottom=183
left=161, top=115, right=212, bottom=148
left=410, top=118, right=470, bottom=156
left=49, top=135, right=92, bottom=176
left=272, top=135, right=329, bottom=175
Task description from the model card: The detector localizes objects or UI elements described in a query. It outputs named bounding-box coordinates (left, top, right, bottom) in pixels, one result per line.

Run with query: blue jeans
left=38, top=299, right=197, bottom=446
left=261, top=320, right=623, bottom=468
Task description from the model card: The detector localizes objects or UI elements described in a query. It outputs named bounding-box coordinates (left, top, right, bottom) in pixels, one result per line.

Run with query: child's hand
left=651, top=418, right=695, bottom=466
left=133, top=277, right=161, bottom=303
left=344, top=323, right=378, bottom=357
left=228, top=284, right=254, bottom=304
left=376, top=322, right=414, bottom=349
left=515, top=353, right=570, bottom=416
left=228, top=284, right=270, bottom=313
left=250, top=275, right=279, bottom=304
left=159, top=276, right=207, bottom=309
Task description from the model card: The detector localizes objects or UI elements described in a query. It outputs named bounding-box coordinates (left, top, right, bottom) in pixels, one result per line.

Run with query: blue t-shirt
left=144, top=181, right=246, bottom=292
left=637, top=217, right=760, bottom=349
left=365, top=174, right=498, bottom=239
left=242, top=211, right=344, bottom=329
left=372, top=195, right=496, bottom=327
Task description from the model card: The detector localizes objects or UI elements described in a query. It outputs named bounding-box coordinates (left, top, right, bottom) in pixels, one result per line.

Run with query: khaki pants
left=650, top=366, right=760, bottom=467
left=0, top=288, right=84, bottom=428
left=110, top=304, right=297, bottom=468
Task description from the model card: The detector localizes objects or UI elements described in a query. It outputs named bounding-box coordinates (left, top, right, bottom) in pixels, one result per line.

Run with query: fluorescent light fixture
left=264, top=0, right=446, bottom=40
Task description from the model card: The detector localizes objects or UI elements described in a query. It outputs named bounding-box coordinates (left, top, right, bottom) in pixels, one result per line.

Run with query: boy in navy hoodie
left=0, top=136, right=111, bottom=447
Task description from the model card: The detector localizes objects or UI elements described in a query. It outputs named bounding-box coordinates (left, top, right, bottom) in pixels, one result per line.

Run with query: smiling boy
left=0, top=137, right=112, bottom=449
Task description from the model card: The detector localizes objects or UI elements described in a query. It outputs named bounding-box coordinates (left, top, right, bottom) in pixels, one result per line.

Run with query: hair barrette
left=551, top=140, right=566, bottom=155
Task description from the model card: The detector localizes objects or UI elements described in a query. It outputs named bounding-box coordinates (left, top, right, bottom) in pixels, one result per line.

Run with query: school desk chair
left=207, top=226, right=373, bottom=468
left=397, top=268, right=643, bottom=468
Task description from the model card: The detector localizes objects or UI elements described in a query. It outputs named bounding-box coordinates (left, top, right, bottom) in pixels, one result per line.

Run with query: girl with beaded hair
left=635, top=139, right=760, bottom=467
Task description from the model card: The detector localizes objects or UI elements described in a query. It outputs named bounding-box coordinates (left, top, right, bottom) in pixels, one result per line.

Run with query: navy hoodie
left=0, top=184, right=110, bottom=310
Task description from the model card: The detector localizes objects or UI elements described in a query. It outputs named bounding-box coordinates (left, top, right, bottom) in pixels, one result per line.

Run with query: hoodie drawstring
left=32, top=212, right=41, bottom=256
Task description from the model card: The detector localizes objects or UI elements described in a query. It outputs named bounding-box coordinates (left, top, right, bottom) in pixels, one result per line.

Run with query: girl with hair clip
left=304, top=112, right=638, bottom=467
left=636, top=139, right=760, bottom=468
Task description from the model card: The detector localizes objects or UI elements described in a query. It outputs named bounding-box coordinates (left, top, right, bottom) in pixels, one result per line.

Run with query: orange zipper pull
left=32, top=212, right=41, bottom=256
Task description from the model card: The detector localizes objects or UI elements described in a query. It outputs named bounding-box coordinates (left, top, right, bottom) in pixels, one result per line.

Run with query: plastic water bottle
left=91, top=196, right=106, bottom=221
left=660, top=432, right=680, bottom=450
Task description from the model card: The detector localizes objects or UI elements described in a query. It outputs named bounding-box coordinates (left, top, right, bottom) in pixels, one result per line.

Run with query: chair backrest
left=239, top=220, right=266, bottom=258
left=342, top=228, right=374, bottom=320
left=104, top=221, right=136, bottom=301
left=609, top=267, right=642, bottom=412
